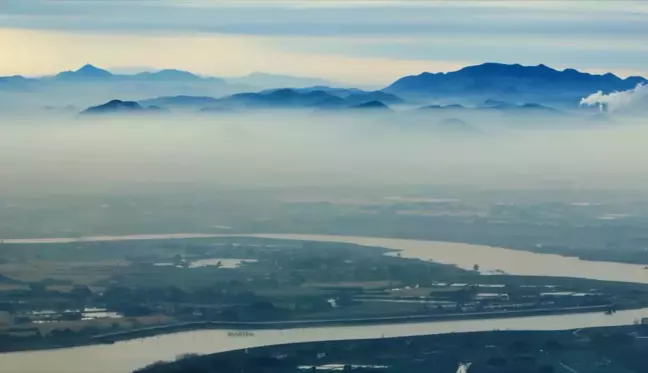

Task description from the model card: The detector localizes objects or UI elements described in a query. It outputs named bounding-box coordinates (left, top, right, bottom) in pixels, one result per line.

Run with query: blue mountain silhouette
left=384, top=62, right=646, bottom=104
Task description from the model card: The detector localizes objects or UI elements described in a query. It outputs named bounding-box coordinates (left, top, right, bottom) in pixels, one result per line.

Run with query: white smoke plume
left=580, top=84, right=648, bottom=112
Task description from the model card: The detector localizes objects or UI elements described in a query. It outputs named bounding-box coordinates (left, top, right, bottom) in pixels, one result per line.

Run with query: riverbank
left=4, top=232, right=648, bottom=281
left=2, top=306, right=647, bottom=373
left=93, top=305, right=613, bottom=343
left=0, top=304, right=613, bottom=353
left=2, top=232, right=648, bottom=373
left=4, top=231, right=648, bottom=267
left=248, top=233, right=648, bottom=284
left=136, top=324, right=648, bottom=373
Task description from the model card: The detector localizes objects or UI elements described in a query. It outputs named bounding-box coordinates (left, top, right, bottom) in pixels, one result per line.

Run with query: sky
left=1, top=0, right=648, bottom=85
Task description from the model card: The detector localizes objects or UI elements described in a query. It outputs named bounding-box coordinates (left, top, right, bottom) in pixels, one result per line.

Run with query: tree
left=509, top=339, right=530, bottom=353
left=49, top=328, right=76, bottom=339
left=486, top=357, right=507, bottom=367
left=164, top=286, right=188, bottom=303
left=80, top=326, right=101, bottom=337
left=538, top=365, right=555, bottom=373
left=70, top=285, right=92, bottom=299
left=544, top=340, right=563, bottom=352
left=29, top=282, right=46, bottom=293
left=220, top=307, right=240, bottom=321
left=119, top=304, right=153, bottom=317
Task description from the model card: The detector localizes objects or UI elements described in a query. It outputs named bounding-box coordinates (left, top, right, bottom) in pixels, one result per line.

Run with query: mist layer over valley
left=0, top=111, right=647, bottom=195
left=1, top=62, right=647, bottom=259
left=5, top=3, right=648, bottom=372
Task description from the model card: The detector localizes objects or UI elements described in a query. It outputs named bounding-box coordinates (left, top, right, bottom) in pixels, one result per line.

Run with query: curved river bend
left=1, top=233, right=647, bottom=373
left=5, top=233, right=648, bottom=284
left=2, top=308, right=647, bottom=373
left=250, top=234, right=648, bottom=284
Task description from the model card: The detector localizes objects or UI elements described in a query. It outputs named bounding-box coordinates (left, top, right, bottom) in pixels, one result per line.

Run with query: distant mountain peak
left=76, top=64, right=111, bottom=75
left=457, top=62, right=559, bottom=76
left=194, top=87, right=397, bottom=112
left=81, top=99, right=147, bottom=114
left=420, top=104, right=467, bottom=111
left=350, top=100, right=390, bottom=110
left=55, top=64, right=112, bottom=80
left=77, top=63, right=98, bottom=71
left=136, top=69, right=202, bottom=80
left=384, top=62, right=646, bottom=104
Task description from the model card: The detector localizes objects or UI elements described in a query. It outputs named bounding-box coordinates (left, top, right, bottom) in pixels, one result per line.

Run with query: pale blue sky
left=1, top=0, right=647, bottom=83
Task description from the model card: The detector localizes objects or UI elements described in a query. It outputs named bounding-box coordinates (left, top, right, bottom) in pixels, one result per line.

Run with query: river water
left=5, top=233, right=648, bottom=283
left=1, top=233, right=648, bottom=373
left=250, top=234, right=648, bottom=284
left=2, top=308, right=647, bottom=373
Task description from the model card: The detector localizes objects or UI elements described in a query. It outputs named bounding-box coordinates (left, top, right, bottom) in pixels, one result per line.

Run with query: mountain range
left=140, top=87, right=403, bottom=111
left=420, top=101, right=560, bottom=114
left=81, top=99, right=164, bottom=115
left=1, top=62, right=645, bottom=113
left=3, top=64, right=223, bottom=85
left=384, top=63, right=646, bottom=106
left=0, top=65, right=344, bottom=92
left=224, top=72, right=340, bottom=90
left=0, top=65, right=244, bottom=110
left=86, top=90, right=563, bottom=116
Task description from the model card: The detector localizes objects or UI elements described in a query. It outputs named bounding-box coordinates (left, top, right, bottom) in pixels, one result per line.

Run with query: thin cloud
left=1, top=0, right=646, bottom=81
left=0, top=28, right=469, bottom=84
left=3, top=0, right=647, bottom=38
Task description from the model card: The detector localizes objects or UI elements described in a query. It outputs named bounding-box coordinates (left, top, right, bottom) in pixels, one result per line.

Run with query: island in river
left=1, top=234, right=648, bottom=354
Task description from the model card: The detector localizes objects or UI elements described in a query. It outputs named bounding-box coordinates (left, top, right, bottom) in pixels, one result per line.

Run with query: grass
left=304, top=281, right=396, bottom=290
left=0, top=260, right=130, bottom=283
left=559, top=350, right=634, bottom=373
left=3, top=315, right=172, bottom=334
left=0, top=284, right=28, bottom=291
left=256, top=287, right=336, bottom=298
left=0, top=311, right=12, bottom=326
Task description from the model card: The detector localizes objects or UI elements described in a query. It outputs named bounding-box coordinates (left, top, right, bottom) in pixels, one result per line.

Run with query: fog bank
left=1, top=113, right=647, bottom=195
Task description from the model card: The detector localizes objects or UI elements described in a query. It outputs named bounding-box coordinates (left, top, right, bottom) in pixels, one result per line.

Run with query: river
left=2, top=308, right=647, bottom=373
left=1, top=233, right=648, bottom=373
left=250, top=234, right=648, bottom=284
left=4, top=232, right=648, bottom=283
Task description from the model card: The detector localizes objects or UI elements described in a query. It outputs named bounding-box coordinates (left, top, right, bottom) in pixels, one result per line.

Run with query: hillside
left=384, top=62, right=646, bottom=105
left=81, top=100, right=159, bottom=114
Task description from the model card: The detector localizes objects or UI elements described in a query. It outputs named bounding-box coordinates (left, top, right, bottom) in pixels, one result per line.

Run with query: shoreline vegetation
left=0, top=304, right=616, bottom=354
left=91, top=305, right=613, bottom=342
left=134, top=324, right=648, bottom=373
left=3, top=232, right=648, bottom=267
left=2, top=233, right=647, bottom=356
